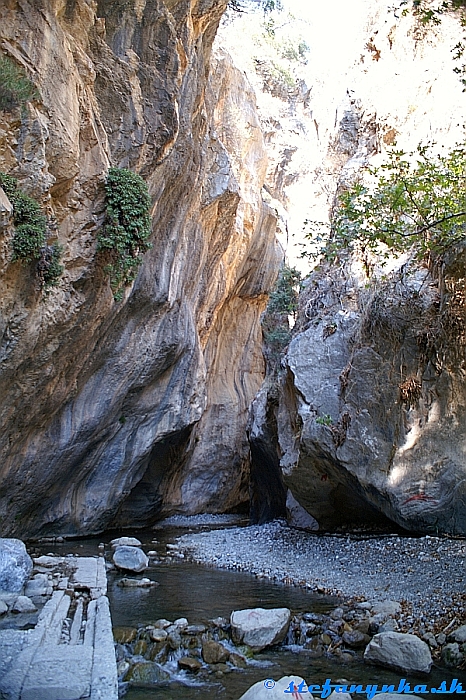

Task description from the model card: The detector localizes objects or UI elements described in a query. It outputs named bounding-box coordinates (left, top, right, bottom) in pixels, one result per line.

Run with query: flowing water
left=31, top=521, right=463, bottom=699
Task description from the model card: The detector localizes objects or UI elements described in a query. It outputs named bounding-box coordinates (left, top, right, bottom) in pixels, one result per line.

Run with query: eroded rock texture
left=265, top=253, right=466, bottom=535
left=0, top=1, right=281, bottom=536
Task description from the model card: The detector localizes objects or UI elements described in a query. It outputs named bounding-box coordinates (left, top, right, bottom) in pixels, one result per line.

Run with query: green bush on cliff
left=98, top=167, right=152, bottom=301
left=0, top=172, right=46, bottom=262
left=0, top=171, right=63, bottom=289
left=262, top=265, right=301, bottom=371
left=0, top=55, right=38, bottom=112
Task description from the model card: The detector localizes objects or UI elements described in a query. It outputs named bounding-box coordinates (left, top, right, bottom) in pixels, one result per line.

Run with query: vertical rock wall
left=0, top=0, right=281, bottom=536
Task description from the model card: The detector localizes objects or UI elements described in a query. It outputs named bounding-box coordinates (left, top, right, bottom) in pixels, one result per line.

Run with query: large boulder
left=0, top=539, right=33, bottom=592
left=364, top=632, right=432, bottom=673
left=239, top=676, right=310, bottom=700
left=271, top=257, right=466, bottom=535
left=230, top=607, right=291, bottom=651
left=112, top=546, right=148, bottom=573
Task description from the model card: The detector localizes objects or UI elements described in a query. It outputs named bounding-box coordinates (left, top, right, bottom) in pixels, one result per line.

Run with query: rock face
left=222, top=3, right=466, bottom=535
left=364, top=631, right=432, bottom=673
left=269, top=254, right=466, bottom=535
left=230, top=607, right=291, bottom=651
left=0, top=538, right=33, bottom=592
left=0, top=1, right=281, bottom=536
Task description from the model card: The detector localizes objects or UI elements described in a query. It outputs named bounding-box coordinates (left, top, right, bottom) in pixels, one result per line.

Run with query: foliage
left=39, top=244, right=64, bottom=289
left=262, top=265, right=301, bottom=371
left=316, top=414, right=333, bottom=426
left=0, top=171, right=64, bottom=289
left=395, top=1, right=466, bottom=88
left=0, top=55, right=38, bottom=112
left=267, top=264, right=301, bottom=314
left=303, top=143, right=466, bottom=265
left=98, top=167, right=152, bottom=301
left=0, top=172, right=47, bottom=263
left=228, top=0, right=282, bottom=12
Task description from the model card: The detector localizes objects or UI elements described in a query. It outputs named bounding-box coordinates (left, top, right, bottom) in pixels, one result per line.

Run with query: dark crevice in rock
left=249, top=387, right=287, bottom=525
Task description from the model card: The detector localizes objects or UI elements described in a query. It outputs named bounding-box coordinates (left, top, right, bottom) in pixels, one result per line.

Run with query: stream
left=31, top=519, right=463, bottom=699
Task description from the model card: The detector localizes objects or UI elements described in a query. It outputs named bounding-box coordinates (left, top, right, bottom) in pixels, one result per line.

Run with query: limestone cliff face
left=235, top=1, right=466, bottom=535
left=0, top=0, right=281, bottom=536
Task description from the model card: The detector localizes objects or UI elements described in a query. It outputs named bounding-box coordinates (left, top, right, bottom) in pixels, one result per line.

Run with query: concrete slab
left=0, top=559, right=117, bottom=700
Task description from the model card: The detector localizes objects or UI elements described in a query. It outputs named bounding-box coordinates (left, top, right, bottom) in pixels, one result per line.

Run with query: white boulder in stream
left=230, top=607, right=291, bottom=651
left=364, top=631, right=432, bottom=673
left=113, top=546, right=148, bottom=573
left=0, top=538, right=33, bottom=592
left=239, top=676, right=308, bottom=700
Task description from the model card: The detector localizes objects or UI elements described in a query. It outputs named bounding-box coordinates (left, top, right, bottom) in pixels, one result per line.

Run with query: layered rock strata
left=0, top=0, right=281, bottom=536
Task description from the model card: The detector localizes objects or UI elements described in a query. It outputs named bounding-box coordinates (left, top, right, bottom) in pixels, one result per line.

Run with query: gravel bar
left=176, top=521, right=466, bottom=631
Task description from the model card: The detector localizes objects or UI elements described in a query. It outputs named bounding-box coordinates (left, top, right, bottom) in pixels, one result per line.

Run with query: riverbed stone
left=364, top=632, right=432, bottom=673
left=111, top=537, right=142, bottom=548
left=11, top=595, right=37, bottom=613
left=371, top=600, right=402, bottom=617
left=230, top=607, right=291, bottom=651
left=117, top=577, right=157, bottom=588
left=149, top=628, right=168, bottom=642
left=202, top=639, right=230, bottom=664
left=0, top=539, right=33, bottom=592
left=239, top=675, right=309, bottom=700
left=451, top=624, right=466, bottom=643
left=442, top=642, right=464, bottom=667
left=342, top=629, right=370, bottom=648
left=178, top=656, right=202, bottom=672
left=229, top=651, right=247, bottom=668
left=0, top=599, right=8, bottom=615
left=124, top=661, right=169, bottom=682
left=113, top=546, right=148, bottom=573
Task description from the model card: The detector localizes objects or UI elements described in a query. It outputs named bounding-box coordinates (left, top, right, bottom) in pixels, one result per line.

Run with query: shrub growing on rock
left=0, top=172, right=63, bottom=290
left=98, top=167, right=152, bottom=301
left=0, top=55, right=38, bottom=112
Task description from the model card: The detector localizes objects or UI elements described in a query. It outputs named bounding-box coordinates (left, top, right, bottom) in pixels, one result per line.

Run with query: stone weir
left=0, top=555, right=117, bottom=700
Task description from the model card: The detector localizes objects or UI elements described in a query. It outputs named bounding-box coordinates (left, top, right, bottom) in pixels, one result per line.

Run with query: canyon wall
left=221, top=1, right=466, bottom=534
left=0, top=0, right=281, bottom=536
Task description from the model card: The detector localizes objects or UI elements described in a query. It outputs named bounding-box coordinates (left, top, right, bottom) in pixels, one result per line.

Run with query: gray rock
left=177, top=656, right=202, bottom=672
left=371, top=600, right=401, bottom=617
left=11, top=595, right=37, bottom=613
left=230, top=607, right=291, bottom=651
left=274, top=256, right=466, bottom=535
left=0, top=539, right=33, bottom=592
left=25, top=573, right=50, bottom=597
left=342, top=629, right=369, bottom=648
left=110, top=537, right=142, bottom=549
left=451, top=624, right=466, bottom=643
left=149, top=628, right=168, bottom=642
left=239, top=676, right=309, bottom=700
left=422, top=632, right=437, bottom=648
left=0, top=599, right=8, bottom=615
left=364, top=632, right=432, bottom=673
left=286, top=490, right=319, bottom=531
left=112, top=546, right=148, bottom=573
left=330, top=607, right=345, bottom=620
left=442, top=642, right=464, bottom=667
left=379, top=618, right=399, bottom=632
left=202, top=640, right=230, bottom=664
left=117, top=577, right=157, bottom=587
